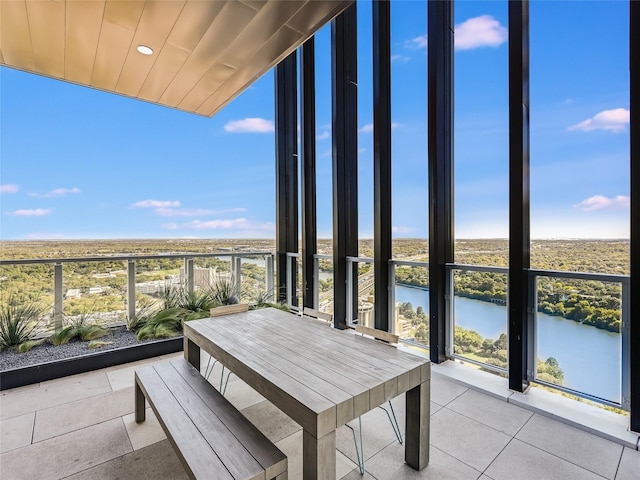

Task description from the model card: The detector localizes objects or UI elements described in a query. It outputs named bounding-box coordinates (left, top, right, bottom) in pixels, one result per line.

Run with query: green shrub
left=0, top=294, right=46, bottom=349
left=49, top=314, right=109, bottom=346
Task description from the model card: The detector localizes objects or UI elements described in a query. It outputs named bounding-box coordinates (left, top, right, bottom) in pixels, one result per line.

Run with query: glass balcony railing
left=1, top=251, right=630, bottom=411
left=0, top=252, right=275, bottom=335
left=449, top=264, right=509, bottom=374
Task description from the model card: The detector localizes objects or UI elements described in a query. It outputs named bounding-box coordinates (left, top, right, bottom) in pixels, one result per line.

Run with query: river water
left=395, top=285, right=621, bottom=403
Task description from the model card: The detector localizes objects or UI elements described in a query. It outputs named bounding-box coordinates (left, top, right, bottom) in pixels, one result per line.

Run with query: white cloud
left=455, top=15, right=508, bottom=50
left=6, top=208, right=52, bottom=216
left=391, top=54, right=410, bottom=63
left=574, top=195, right=630, bottom=212
left=316, top=131, right=330, bottom=141
left=224, top=117, right=274, bottom=133
left=27, top=232, right=65, bottom=239
left=392, top=226, right=414, bottom=234
left=359, top=122, right=400, bottom=133
left=568, top=108, right=630, bottom=133
left=154, top=207, right=247, bottom=217
left=29, top=187, right=80, bottom=198
left=187, top=218, right=249, bottom=230
left=408, top=35, right=428, bottom=49
left=133, top=199, right=181, bottom=208
left=408, top=15, right=507, bottom=51
left=0, top=184, right=19, bottom=194
left=162, top=218, right=275, bottom=233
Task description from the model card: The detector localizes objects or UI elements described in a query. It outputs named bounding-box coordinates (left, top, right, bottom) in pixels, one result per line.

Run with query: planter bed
left=0, top=327, right=182, bottom=390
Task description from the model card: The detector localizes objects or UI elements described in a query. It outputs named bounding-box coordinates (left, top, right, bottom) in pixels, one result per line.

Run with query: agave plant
left=49, top=313, right=109, bottom=346
left=136, top=307, right=209, bottom=340
left=127, top=298, right=159, bottom=332
left=207, top=275, right=244, bottom=306
left=0, top=294, right=46, bottom=350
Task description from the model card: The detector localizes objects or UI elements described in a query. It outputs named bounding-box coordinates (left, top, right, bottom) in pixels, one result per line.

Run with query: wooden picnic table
left=183, top=307, right=430, bottom=480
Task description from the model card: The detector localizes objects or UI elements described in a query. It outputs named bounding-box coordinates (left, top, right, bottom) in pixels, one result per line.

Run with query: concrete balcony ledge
left=0, top=337, right=183, bottom=391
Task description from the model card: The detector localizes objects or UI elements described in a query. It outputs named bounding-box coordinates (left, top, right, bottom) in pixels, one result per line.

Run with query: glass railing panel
left=62, top=260, right=127, bottom=328
left=452, top=268, right=508, bottom=371
left=0, top=263, right=55, bottom=335
left=317, top=257, right=334, bottom=316
left=534, top=275, right=622, bottom=404
left=393, top=263, right=429, bottom=345
left=355, top=261, right=375, bottom=328
left=238, top=255, right=271, bottom=303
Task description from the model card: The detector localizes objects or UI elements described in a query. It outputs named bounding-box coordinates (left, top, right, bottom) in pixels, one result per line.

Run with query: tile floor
left=1, top=352, right=639, bottom=480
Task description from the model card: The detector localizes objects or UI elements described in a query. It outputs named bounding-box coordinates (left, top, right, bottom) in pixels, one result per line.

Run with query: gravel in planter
left=0, top=327, right=173, bottom=371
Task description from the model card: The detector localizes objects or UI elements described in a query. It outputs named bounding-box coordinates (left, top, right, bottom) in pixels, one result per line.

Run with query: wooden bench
left=135, top=358, right=287, bottom=480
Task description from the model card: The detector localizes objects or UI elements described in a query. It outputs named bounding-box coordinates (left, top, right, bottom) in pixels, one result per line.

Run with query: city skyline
left=0, top=1, right=631, bottom=240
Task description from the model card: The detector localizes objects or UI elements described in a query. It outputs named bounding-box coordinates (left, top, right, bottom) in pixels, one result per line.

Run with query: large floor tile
left=485, top=439, right=604, bottom=480
left=275, top=430, right=303, bottom=479
left=447, top=389, right=533, bottom=436
left=274, top=430, right=356, bottom=480
left=240, top=400, right=301, bottom=443
left=430, top=375, right=468, bottom=406
left=0, top=418, right=132, bottom=480
left=67, top=440, right=189, bottom=480
left=516, top=413, right=623, bottom=479
left=33, top=386, right=134, bottom=442
left=364, top=441, right=482, bottom=480
left=223, top=377, right=265, bottom=410
left=122, top=408, right=167, bottom=450
left=615, top=447, right=640, bottom=480
left=65, top=439, right=188, bottom=480
left=106, top=363, right=153, bottom=391
left=0, top=412, right=34, bottom=453
left=430, top=408, right=511, bottom=472
left=0, top=371, right=111, bottom=420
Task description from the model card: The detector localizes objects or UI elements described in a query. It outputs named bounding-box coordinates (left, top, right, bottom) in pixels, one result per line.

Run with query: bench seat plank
left=135, top=359, right=287, bottom=480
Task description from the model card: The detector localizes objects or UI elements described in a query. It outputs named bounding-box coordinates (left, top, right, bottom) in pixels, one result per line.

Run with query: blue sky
left=0, top=1, right=630, bottom=241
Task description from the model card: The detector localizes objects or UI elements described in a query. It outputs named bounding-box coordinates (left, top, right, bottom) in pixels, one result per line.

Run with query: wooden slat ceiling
left=0, top=0, right=352, bottom=117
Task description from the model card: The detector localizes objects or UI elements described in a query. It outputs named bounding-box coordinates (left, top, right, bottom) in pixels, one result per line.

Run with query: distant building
left=179, top=267, right=234, bottom=289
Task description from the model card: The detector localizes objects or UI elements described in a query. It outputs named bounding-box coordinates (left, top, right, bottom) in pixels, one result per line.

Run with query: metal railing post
left=233, top=257, right=242, bottom=295
left=53, top=263, right=63, bottom=332
left=445, top=266, right=454, bottom=357
left=266, top=254, right=274, bottom=299
left=286, top=255, right=292, bottom=308
left=389, top=262, right=396, bottom=334
left=185, top=258, right=194, bottom=293
left=314, top=255, right=320, bottom=310
left=127, top=260, right=136, bottom=321
left=527, top=272, right=538, bottom=382
left=622, top=279, right=631, bottom=411
left=346, top=258, right=354, bottom=326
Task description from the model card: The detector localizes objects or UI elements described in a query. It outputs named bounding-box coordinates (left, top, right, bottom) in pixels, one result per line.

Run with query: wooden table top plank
left=205, top=311, right=404, bottom=400
left=184, top=322, right=336, bottom=437
left=216, top=316, right=371, bottom=396
left=246, top=309, right=422, bottom=375
left=232, top=312, right=393, bottom=389
left=245, top=309, right=427, bottom=387
left=197, top=320, right=356, bottom=420
left=231, top=313, right=401, bottom=415
left=153, top=362, right=265, bottom=480
left=213, top=317, right=386, bottom=424
left=250, top=308, right=427, bottom=369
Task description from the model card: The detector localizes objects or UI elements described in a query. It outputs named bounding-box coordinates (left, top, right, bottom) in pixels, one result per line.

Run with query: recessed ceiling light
left=137, top=45, right=153, bottom=56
